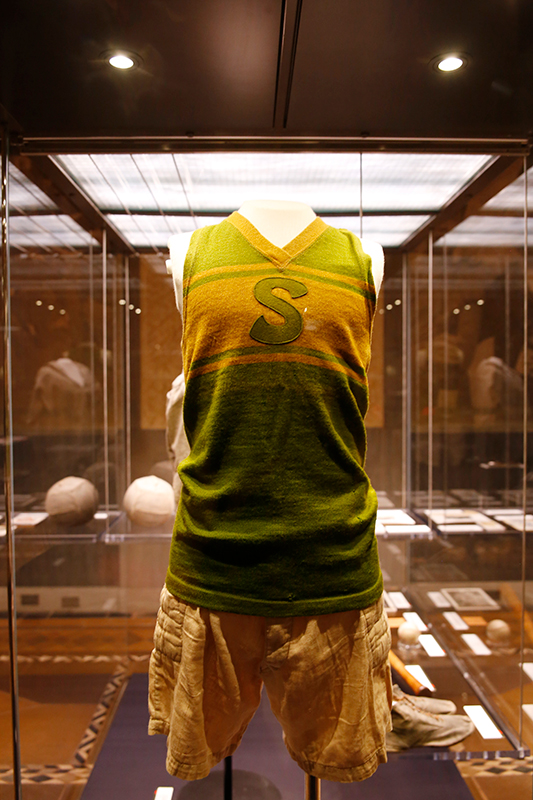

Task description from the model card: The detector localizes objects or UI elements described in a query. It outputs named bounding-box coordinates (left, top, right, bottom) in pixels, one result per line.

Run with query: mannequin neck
left=237, top=200, right=316, bottom=248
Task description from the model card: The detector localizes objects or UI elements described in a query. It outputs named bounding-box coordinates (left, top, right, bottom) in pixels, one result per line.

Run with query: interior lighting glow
left=109, top=53, right=135, bottom=70
left=128, top=304, right=135, bottom=310
left=35, top=300, right=42, bottom=306
left=394, top=299, right=401, bottom=306
left=438, top=56, right=464, bottom=72
left=135, top=308, right=141, bottom=314
left=463, top=705, right=503, bottom=739
left=477, top=299, right=484, bottom=305
left=386, top=304, right=393, bottom=310
left=59, top=309, right=66, bottom=315
left=119, top=299, right=126, bottom=306
left=464, top=304, right=471, bottom=310
left=453, top=308, right=460, bottom=314
left=48, top=304, right=55, bottom=311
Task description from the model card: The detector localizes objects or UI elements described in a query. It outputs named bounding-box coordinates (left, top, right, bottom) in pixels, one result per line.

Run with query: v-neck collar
left=227, top=211, right=328, bottom=269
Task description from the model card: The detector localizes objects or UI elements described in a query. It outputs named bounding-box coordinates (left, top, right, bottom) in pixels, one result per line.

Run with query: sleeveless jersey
left=166, top=212, right=382, bottom=616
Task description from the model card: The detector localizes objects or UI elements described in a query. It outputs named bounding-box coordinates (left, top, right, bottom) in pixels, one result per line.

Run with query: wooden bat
left=389, top=650, right=426, bottom=695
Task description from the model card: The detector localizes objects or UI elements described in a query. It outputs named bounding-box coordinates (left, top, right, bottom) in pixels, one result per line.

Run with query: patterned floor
left=0, top=653, right=150, bottom=788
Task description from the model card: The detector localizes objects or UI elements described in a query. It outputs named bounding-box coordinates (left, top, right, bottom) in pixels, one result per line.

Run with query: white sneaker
left=387, top=695, right=475, bottom=752
left=392, top=684, right=457, bottom=715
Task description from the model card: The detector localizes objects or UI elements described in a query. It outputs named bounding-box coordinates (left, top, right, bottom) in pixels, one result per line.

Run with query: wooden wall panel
left=139, top=257, right=182, bottom=430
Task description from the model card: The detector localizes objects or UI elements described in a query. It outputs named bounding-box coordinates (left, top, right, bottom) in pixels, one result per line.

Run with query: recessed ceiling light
left=109, top=53, right=135, bottom=70
left=435, top=54, right=467, bottom=72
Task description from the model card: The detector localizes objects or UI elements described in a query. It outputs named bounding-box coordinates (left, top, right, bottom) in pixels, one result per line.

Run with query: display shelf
left=395, top=582, right=533, bottom=755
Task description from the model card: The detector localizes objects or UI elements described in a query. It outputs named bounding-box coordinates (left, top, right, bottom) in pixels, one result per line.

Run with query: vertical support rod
left=102, top=229, right=110, bottom=521
left=224, top=756, right=232, bottom=800
left=401, top=253, right=411, bottom=508
left=1, top=125, right=22, bottom=799
left=519, top=155, right=528, bottom=748
left=124, top=256, right=132, bottom=491
left=427, top=230, right=434, bottom=512
left=89, top=241, right=97, bottom=459
left=305, top=774, right=321, bottom=800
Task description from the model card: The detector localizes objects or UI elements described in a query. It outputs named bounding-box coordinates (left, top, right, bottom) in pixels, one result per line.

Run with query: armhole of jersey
left=182, top=228, right=203, bottom=331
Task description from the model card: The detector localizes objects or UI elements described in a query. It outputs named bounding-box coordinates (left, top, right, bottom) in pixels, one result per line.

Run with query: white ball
left=45, top=476, right=99, bottom=526
left=486, top=619, right=511, bottom=644
left=398, top=622, right=421, bottom=645
left=123, top=475, right=176, bottom=528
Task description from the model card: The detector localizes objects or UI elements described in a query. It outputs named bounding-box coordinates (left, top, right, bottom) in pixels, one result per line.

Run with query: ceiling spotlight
left=436, top=54, right=467, bottom=72
left=109, top=53, right=135, bottom=70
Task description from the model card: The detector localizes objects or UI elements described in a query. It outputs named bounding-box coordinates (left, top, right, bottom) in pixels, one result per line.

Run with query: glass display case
left=1, top=143, right=533, bottom=799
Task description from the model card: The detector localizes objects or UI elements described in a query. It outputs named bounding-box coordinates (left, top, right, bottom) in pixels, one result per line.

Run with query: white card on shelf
left=375, top=521, right=386, bottom=535
left=388, top=592, right=411, bottom=609
left=154, top=789, right=174, bottom=800
left=461, top=633, right=492, bottom=655
left=495, top=515, right=533, bottom=531
left=438, top=523, right=483, bottom=533
left=377, top=510, right=416, bottom=525
left=385, top=524, right=431, bottom=534
left=443, top=611, right=469, bottom=631
left=484, top=508, right=522, bottom=516
left=405, top=664, right=435, bottom=691
left=427, top=591, right=450, bottom=608
left=403, top=612, right=428, bottom=631
left=418, top=634, right=446, bottom=657
left=522, top=663, right=533, bottom=681
left=12, top=512, right=49, bottom=526
left=463, top=705, right=503, bottom=739
left=522, top=704, right=533, bottom=724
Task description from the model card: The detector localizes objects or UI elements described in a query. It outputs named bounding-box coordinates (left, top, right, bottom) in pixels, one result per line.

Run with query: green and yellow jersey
left=166, top=211, right=382, bottom=616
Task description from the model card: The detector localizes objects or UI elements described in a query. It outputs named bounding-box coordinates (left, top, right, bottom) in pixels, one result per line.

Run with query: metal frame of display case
left=2, top=127, right=533, bottom=796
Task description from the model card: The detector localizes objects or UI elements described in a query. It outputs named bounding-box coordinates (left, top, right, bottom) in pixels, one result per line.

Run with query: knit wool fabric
left=166, top=211, right=383, bottom=616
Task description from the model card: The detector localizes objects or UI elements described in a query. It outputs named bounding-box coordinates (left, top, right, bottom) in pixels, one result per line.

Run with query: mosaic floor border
left=0, top=654, right=150, bottom=786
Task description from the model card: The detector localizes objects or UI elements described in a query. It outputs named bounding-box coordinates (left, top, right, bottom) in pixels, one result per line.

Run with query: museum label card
left=443, top=611, right=469, bottom=631
left=12, top=512, right=49, bottom=527
left=461, top=633, right=492, bottom=655
left=463, top=705, right=503, bottom=739
left=427, top=591, right=450, bottom=608
left=388, top=591, right=411, bottom=609
left=441, top=587, right=500, bottom=611
left=418, top=634, right=446, bottom=657
left=377, top=510, right=417, bottom=525
left=385, top=524, right=431, bottom=535
left=403, top=612, right=428, bottom=631
left=495, top=515, right=533, bottom=532
left=405, top=665, right=435, bottom=692
left=522, top=663, right=533, bottom=681
left=438, top=523, right=483, bottom=533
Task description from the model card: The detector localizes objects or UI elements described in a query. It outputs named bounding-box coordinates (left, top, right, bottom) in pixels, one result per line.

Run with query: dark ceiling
left=2, top=0, right=533, bottom=146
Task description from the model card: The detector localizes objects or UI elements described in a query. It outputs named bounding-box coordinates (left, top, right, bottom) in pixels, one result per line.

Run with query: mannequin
left=167, top=200, right=384, bottom=310
left=149, top=198, right=392, bottom=785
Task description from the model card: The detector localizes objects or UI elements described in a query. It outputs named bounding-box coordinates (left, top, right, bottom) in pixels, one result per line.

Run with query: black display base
left=81, top=674, right=474, bottom=800
left=178, top=768, right=281, bottom=800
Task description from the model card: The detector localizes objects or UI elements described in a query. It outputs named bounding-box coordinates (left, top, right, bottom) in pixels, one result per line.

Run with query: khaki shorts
left=148, top=587, right=392, bottom=783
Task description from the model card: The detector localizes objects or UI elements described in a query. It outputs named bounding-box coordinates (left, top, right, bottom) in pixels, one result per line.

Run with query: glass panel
left=1, top=144, right=16, bottom=799
left=6, top=149, right=531, bottom=800
left=8, top=204, right=130, bottom=796
left=9, top=215, right=98, bottom=250
left=9, top=163, right=59, bottom=213
left=381, top=164, right=531, bottom=783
